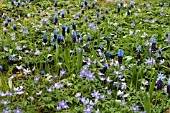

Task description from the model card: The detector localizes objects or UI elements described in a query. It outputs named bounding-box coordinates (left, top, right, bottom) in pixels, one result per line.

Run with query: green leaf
left=56, top=90, right=61, bottom=102
left=77, top=49, right=83, bottom=72
left=125, top=56, right=133, bottom=62
left=8, top=79, right=13, bottom=90
left=149, top=74, right=157, bottom=98
left=144, top=94, right=151, bottom=113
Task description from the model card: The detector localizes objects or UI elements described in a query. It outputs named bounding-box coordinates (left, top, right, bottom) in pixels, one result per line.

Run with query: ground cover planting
left=0, top=0, right=170, bottom=112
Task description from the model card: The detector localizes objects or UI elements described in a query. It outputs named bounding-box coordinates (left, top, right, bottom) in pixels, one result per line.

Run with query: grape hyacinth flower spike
left=106, top=36, right=110, bottom=46
left=81, top=2, right=84, bottom=8
left=54, top=14, right=58, bottom=24
left=105, top=8, right=108, bottom=14
left=99, top=45, right=104, bottom=51
left=53, top=42, right=56, bottom=50
left=27, top=4, right=30, bottom=9
left=61, top=10, right=64, bottom=18
left=136, top=45, right=141, bottom=59
left=166, top=32, right=169, bottom=37
left=54, top=1, right=58, bottom=7
left=62, top=24, right=66, bottom=37
left=101, top=64, right=108, bottom=74
left=7, top=16, right=11, bottom=22
left=17, top=0, right=20, bottom=7
left=102, top=14, right=106, bottom=21
left=22, top=2, right=24, bottom=7
left=72, top=21, right=76, bottom=30
left=88, top=4, right=90, bottom=10
left=77, top=32, right=81, bottom=39
left=167, top=78, right=170, bottom=95
left=43, top=34, right=47, bottom=43
left=0, top=65, right=3, bottom=71
left=87, top=35, right=91, bottom=40
left=85, top=16, right=88, bottom=22
left=72, top=30, right=76, bottom=43
left=97, top=19, right=100, bottom=24
left=54, top=30, right=57, bottom=39
left=82, top=7, right=85, bottom=14
left=92, top=1, right=95, bottom=8
left=11, top=0, right=14, bottom=5
left=105, top=52, right=111, bottom=57
left=19, top=11, right=22, bottom=17
left=117, top=4, right=121, bottom=12
left=84, top=0, right=88, bottom=6
left=96, top=12, right=99, bottom=18
left=67, top=8, right=70, bottom=14
left=118, top=49, right=124, bottom=64
left=127, top=9, right=130, bottom=15
left=13, top=24, right=17, bottom=30
left=157, top=48, right=162, bottom=59
left=67, top=26, right=70, bottom=33
left=5, top=19, right=8, bottom=27
left=57, top=35, right=64, bottom=44
left=151, top=35, right=156, bottom=52
left=156, top=73, right=165, bottom=90
left=130, top=1, right=134, bottom=8
left=97, top=6, right=100, bottom=12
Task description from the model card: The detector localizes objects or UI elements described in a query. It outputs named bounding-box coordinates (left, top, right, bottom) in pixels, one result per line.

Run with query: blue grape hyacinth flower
left=156, top=73, right=165, bottom=90
left=97, top=6, right=100, bottom=12
left=136, top=45, right=141, bottom=59
left=167, top=78, right=170, bottom=95
left=67, top=8, right=70, bottom=14
left=82, top=7, right=85, bottom=14
left=77, top=32, right=81, bottom=39
left=118, top=49, right=124, bottom=64
left=0, top=65, right=3, bottom=71
left=88, top=4, right=90, bottom=10
left=85, top=16, right=88, bottom=22
left=19, top=11, right=22, bottom=16
left=101, top=64, right=108, bottom=74
left=53, top=42, right=56, bottom=50
left=41, top=70, right=45, bottom=75
left=5, top=19, right=8, bottom=27
left=127, top=9, right=130, bottom=15
left=87, top=35, right=91, bottom=40
left=61, top=10, right=64, bottom=18
left=13, top=24, right=17, bottom=30
left=54, top=1, right=58, bottom=7
left=11, top=0, right=14, bottom=5
left=62, top=24, right=66, bottom=37
left=102, top=14, right=106, bottom=21
left=151, top=35, right=156, bottom=52
left=67, top=26, right=70, bottom=33
left=105, top=8, right=109, bottom=13
left=105, top=52, right=111, bottom=57
left=106, top=36, right=110, bottom=45
left=54, top=14, right=58, bottom=24
left=43, top=34, right=47, bottom=43
left=117, top=4, right=121, bottom=12
left=92, top=1, right=95, bottom=8
left=57, top=35, right=64, bottom=44
left=22, top=2, right=24, bottom=7
left=72, top=21, right=76, bottom=30
left=81, top=2, right=84, bottom=8
left=72, top=30, right=76, bottom=43
left=54, top=30, right=57, bottom=38
left=84, top=0, right=88, bottom=6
